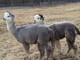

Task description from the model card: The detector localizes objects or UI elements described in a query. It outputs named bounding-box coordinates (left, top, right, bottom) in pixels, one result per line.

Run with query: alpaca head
left=34, top=14, right=44, bottom=24
left=3, top=11, right=15, bottom=23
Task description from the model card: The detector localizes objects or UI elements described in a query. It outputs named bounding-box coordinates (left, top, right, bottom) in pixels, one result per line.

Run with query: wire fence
left=0, top=0, right=80, bottom=7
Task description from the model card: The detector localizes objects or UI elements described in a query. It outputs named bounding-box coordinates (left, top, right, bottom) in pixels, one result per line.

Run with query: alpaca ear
left=42, top=16, right=45, bottom=20
left=41, top=16, right=44, bottom=20
left=12, top=14, right=15, bottom=18
left=39, top=14, right=44, bottom=20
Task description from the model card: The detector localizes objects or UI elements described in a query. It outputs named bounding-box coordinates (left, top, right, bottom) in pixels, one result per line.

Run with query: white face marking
left=34, top=14, right=41, bottom=23
left=3, top=11, right=14, bottom=23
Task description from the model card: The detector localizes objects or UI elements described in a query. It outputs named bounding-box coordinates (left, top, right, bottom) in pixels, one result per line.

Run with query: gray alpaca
left=3, top=11, right=55, bottom=60
left=34, top=14, right=80, bottom=55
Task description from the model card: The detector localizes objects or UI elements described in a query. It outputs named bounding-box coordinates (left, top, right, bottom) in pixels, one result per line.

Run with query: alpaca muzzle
left=3, top=18, right=6, bottom=20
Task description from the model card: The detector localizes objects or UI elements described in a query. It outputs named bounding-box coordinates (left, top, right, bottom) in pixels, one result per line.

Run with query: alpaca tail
left=75, top=26, right=80, bottom=35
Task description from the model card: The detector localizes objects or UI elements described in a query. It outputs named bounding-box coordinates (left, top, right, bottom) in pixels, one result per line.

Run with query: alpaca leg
left=67, top=41, right=77, bottom=55
left=66, top=40, right=72, bottom=55
left=55, top=40, right=62, bottom=55
left=38, top=43, right=45, bottom=60
left=72, top=44, right=79, bottom=60
left=71, top=43, right=77, bottom=55
left=66, top=38, right=77, bottom=55
left=51, top=39, right=55, bottom=58
left=65, top=29, right=77, bottom=55
left=45, top=42, right=53, bottom=60
left=74, top=45, right=77, bottom=55
left=66, top=39, right=77, bottom=56
left=22, top=42, right=30, bottom=60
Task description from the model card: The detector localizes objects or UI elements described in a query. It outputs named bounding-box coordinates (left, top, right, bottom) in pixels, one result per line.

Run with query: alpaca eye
left=7, top=16, right=10, bottom=17
left=38, top=18, right=40, bottom=19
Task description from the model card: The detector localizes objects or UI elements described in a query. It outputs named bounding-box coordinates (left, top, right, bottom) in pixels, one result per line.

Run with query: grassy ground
left=0, top=2, right=80, bottom=60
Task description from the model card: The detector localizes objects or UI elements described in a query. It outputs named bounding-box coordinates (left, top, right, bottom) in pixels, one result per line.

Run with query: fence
left=0, top=0, right=80, bottom=7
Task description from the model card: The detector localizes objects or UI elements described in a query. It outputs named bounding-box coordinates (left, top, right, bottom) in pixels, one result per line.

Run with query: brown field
left=0, top=2, right=80, bottom=60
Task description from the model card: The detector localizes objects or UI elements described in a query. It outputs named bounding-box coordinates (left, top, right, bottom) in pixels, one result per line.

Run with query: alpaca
left=3, top=11, right=55, bottom=60
left=34, top=14, right=80, bottom=56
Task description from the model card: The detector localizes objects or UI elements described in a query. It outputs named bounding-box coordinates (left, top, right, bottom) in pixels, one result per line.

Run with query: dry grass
left=0, top=2, right=80, bottom=34
left=0, top=2, right=80, bottom=60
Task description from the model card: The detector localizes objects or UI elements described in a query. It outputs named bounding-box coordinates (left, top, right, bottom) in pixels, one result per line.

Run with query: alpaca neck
left=37, top=20, right=45, bottom=25
left=6, top=21, right=18, bottom=39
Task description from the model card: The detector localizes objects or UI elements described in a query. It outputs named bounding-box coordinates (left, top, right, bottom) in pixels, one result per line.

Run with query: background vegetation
left=0, top=0, right=80, bottom=7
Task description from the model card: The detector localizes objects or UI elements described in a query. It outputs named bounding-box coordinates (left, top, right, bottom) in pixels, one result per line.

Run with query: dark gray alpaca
left=3, top=11, right=55, bottom=60
left=34, top=14, right=80, bottom=56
